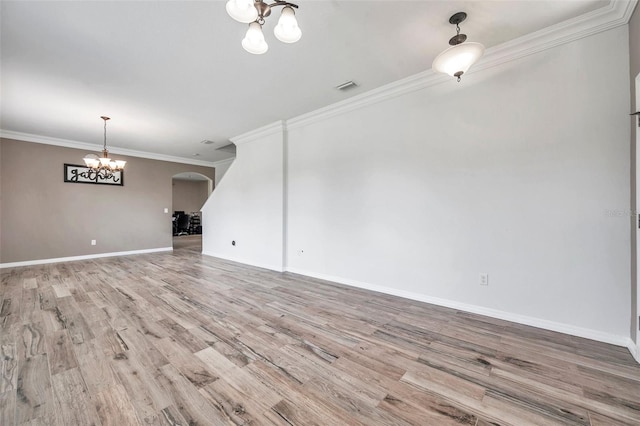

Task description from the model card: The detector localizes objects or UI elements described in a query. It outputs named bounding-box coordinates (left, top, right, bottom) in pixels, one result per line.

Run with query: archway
left=171, top=172, right=213, bottom=252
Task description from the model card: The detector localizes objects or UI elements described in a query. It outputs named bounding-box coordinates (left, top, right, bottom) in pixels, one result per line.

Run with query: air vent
left=201, top=140, right=215, bottom=145
left=336, top=80, right=358, bottom=91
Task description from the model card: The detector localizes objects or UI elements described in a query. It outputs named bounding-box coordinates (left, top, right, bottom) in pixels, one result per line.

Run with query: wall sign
left=64, top=164, right=124, bottom=186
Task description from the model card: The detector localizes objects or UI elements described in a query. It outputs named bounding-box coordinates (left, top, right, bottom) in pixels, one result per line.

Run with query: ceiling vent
left=335, top=80, right=358, bottom=91
left=201, top=140, right=215, bottom=145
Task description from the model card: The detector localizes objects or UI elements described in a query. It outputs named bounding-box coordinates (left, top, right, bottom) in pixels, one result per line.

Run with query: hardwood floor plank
left=0, top=390, right=16, bottom=426
left=15, top=353, right=53, bottom=424
left=109, top=348, right=171, bottom=424
left=0, top=343, right=18, bottom=393
left=152, top=337, right=218, bottom=388
left=156, top=363, right=235, bottom=425
left=377, top=392, right=478, bottom=425
left=18, top=323, right=45, bottom=360
left=46, top=330, right=77, bottom=376
left=1, top=249, right=639, bottom=425
left=50, top=368, right=102, bottom=426
left=51, top=285, right=71, bottom=299
left=91, top=384, right=142, bottom=426
left=20, top=289, right=40, bottom=325
left=73, top=339, right=118, bottom=395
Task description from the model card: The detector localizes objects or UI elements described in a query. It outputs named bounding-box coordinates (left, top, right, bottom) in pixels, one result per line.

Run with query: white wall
left=213, top=158, right=234, bottom=187
left=286, top=26, right=631, bottom=340
left=201, top=124, right=284, bottom=271
left=202, top=26, right=632, bottom=344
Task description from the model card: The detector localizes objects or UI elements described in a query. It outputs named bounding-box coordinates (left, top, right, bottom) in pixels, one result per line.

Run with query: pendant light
left=226, top=0, right=301, bottom=54
left=242, top=21, right=269, bottom=54
left=226, top=0, right=258, bottom=23
left=432, top=12, right=485, bottom=82
left=274, top=6, right=301, bottom=43
left=83, top=116, right=125, bottom=176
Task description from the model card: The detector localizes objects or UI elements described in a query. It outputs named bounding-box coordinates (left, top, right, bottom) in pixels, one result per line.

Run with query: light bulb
left=83, top=154, right=99, bottom=167
left=432, top=42, right=485, bottom=79
left=242, top=22, right=268, bottom=54
left=274, top=6, right=301, bottom=43
left=226, top=0, right=258, bottom=24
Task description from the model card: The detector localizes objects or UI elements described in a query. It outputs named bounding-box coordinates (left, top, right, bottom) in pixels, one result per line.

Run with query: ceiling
left=0, top=0, right=612, bottom=165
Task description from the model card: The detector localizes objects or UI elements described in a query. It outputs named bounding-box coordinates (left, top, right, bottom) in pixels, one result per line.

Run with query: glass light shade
left=242, top=22, right=268, bottom=54
left=226, top=0, right=258, bottom=23
left=432, top=42, right=485, bottom=78
left=274, top=6, right=301, bottom=43
left=99, top=157, right=111, bottom=166
left=83, top=154, right=99, bottom=167
left=115, top=160, right=126, bottom=169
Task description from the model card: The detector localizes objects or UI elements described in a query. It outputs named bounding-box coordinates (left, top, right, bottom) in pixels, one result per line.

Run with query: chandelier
left=226, top=0, right=301, bottom=54
left=432, top=12, right=485, bottom=82
left=83, top=116, right=126, bottom=177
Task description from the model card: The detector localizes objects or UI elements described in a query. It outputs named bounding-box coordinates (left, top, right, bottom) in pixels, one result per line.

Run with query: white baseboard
left=202, top=251, right=284, bottom=272
left=0, top=247, right=173, bottom=269
left=628, top=340, right=640, bottom=364
left=285, top=266, right=633, bottom=351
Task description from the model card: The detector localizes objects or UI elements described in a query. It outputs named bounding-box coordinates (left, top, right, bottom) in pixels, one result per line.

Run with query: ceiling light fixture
left=432, top=12, right=485, bottom=82
left=226, top=0, right=301, bottom=54
left=83, top=116, right=125, bottom=176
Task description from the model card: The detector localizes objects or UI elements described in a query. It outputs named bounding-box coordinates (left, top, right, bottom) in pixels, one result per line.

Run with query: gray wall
left=630, top=4, right=640, bottom=344
left=172, top=179, right=209, bottom=213
left=0, top=138, right=214, bottom=264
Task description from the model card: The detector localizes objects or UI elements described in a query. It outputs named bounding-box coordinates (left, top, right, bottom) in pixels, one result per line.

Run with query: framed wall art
left=64, top=164, right=124, bottom=186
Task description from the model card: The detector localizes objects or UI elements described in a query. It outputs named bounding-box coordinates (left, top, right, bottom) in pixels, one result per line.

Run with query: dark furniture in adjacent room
left=174, top=213, right=190, bottom=236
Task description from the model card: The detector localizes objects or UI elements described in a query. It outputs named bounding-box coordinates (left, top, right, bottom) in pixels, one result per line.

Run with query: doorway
left=171, top=172, right=213, bottom=251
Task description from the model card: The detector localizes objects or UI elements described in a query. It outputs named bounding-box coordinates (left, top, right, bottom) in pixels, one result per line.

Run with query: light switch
left=164, top=208, right=169, bottom=213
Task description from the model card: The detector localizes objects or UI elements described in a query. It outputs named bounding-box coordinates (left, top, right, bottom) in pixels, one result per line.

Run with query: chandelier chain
left=103, top=119, right=108, bottom=151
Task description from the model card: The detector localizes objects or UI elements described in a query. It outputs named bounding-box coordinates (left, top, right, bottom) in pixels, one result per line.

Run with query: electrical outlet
left=164, top=208, right=169, bottom=213
left=91, top=240, right=97, bottom=246
left=479, top=273, right=488, bottom=286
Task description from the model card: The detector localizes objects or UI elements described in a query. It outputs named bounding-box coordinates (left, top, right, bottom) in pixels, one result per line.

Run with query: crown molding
left=288, top=0, right=637, bottom=131
left=474, top=0, right=637, bottom=75
left=0, top=129, right=219, bottom=167
left=211, top=157, right=236, bottom=167
left=231, top=120, right=285, bottom=145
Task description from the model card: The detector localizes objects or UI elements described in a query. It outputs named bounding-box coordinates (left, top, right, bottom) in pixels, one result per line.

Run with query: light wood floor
left=172, top=235, right=202, bottom=252
left=1, top=247, right=639, bottom=425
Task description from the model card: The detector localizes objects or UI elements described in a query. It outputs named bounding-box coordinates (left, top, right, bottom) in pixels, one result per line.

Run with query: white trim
left=285, top=266, right=632, bottom=349
left=231, top=121, right=285, bottom=146
left=211, top=157, right=235, bottom=167
left=287, top=0, right=637, bottom=131
left=202, top=251, right=284, bottom=273
left=472, top=0, right=637, bottom=75
left=0, top=247, right=173, bottom=269
left=0, top=129, right=220, bottom=167
left=629, top=340, right=640, bottom=364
